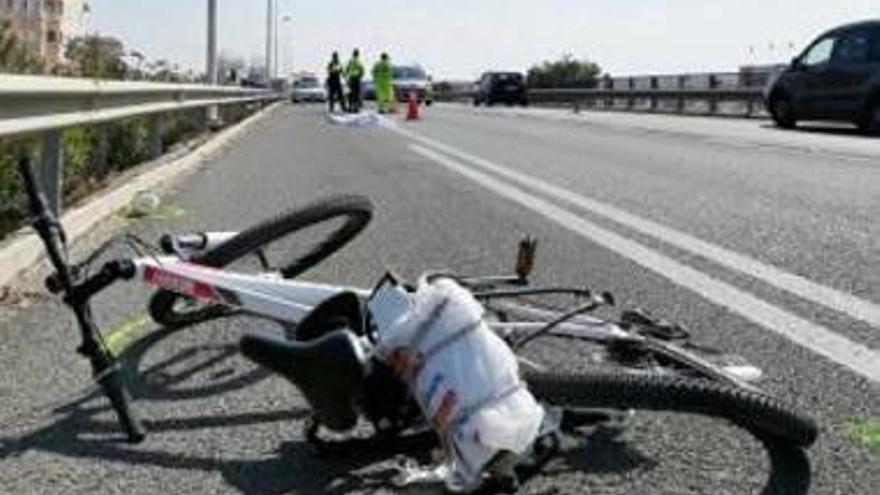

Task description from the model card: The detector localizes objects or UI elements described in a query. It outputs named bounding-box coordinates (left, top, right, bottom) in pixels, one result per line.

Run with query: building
left=0, top=0, right=87, bottom=67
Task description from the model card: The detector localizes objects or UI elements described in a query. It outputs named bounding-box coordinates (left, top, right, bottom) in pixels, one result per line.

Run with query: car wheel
left=770, top=95, right=796, bottom=129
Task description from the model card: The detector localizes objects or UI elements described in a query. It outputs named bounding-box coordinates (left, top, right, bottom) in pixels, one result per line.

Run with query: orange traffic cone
left=406, top=91, right=419, bottom=121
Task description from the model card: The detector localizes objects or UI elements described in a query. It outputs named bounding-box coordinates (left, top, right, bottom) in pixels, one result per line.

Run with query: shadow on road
left=759, top=122, right=878, bottom=139
left=0, top=391, right=814, bottom=495
left=0, top=317, right=813, bottom=495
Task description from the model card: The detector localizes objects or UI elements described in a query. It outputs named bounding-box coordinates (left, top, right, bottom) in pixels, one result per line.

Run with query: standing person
left=372, top=52, right=394, bottom=114
left=326, top=52, right=346, bottom=113
left=345, top=48, right=365, bottom=113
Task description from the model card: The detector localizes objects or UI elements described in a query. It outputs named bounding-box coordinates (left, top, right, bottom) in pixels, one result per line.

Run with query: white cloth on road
left=368, top=276, right=544, bottom=491
left=325, top=110, right=382, bottom=128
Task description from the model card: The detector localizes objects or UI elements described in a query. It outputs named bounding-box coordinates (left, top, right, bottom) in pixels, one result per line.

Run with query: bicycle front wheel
left=148, top=195, right=373, bottom=327
left=524, top=369, right=818, bottom=448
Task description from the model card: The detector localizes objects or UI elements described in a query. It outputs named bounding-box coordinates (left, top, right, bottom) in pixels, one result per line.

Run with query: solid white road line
left=390, top=124, right=880, bottom=329
left=409, top=143, right=880, bottom=382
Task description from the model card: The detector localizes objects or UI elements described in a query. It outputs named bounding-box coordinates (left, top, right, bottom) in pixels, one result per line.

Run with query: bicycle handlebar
left=17, top=159, right=71, bottom=286
left=17, top=157, right=146, bottom=443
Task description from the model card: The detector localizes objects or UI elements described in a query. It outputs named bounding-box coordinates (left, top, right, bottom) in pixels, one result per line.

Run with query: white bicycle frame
left=130, top=231, right=631, bottom=340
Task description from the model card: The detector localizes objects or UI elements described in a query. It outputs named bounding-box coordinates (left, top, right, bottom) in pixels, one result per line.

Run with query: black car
left=765, top=20, right=880, bottom=131
left=473, top=72, right=528, bottom=106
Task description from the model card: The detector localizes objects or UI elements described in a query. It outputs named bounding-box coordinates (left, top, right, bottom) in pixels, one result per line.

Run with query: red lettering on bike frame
left=143, top=265, right=224, bottom=303
left=431, top=389, right=458, bottom=433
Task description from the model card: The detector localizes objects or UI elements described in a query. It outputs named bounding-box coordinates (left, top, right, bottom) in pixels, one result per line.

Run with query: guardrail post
left=206, top=106, right=220, bottom=130
left=40, top=130, right=63, bottom=216
left=677, top=76, right=686, bottom=113
left=95, top=124, right=110, bottom=173
left=627, top=77, right=635, bottom=110
left=708, top=74, right=719, bottom=115
left=650, top=77, right=658, bottom=111
left=193, top=107, right=208, bottom=133
left=603, top=76, right=612, bottom=109
left=148, top=114, right=163, bottom=159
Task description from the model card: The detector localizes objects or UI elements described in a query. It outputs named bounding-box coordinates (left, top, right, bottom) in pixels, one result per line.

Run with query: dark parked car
left=765, top=20, right=880, bottom=131
left=473, top=72, right=528, bottom=106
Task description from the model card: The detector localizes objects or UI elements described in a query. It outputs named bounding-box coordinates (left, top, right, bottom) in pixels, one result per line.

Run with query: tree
left=527, top=54, right=602, bottom=89
left=0, top=18, right=44, bottom=74
left=65, top=35, right=128, bottom=79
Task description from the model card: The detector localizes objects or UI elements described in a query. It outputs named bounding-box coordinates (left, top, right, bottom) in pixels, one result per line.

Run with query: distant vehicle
left=765, top=20, right=880, bottom=132
left=291, top=76, right=327, bottom=103
left=362, top=80, right=375, bottom=101
left=392, top=65, right=433, bottom=105
left=473, top=71, right=528, bottom=106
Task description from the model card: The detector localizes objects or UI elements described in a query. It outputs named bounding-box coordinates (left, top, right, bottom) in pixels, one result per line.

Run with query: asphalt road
left=1, top=103, right=877, bottom=495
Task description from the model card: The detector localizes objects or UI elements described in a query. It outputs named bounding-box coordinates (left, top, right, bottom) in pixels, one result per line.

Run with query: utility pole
left=206, top=0, right=218, bottom=84
left=206, top=0, right=219, bottom=125
left=265, top=0, right=274, bottom=82
left=274, top=8, right=279, bottom=78
left=278, top=14, right=291, bottom=78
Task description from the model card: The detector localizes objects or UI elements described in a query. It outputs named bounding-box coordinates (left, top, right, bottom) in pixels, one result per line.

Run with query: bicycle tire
left=148, top=195, right=373, bottom=327
left=523, top=369, right=818, bottom=448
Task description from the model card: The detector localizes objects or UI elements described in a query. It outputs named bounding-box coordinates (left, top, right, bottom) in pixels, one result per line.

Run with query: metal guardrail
left=0, top=74, right=280, bottom=215
left=437, top=70, right=778, bottom=119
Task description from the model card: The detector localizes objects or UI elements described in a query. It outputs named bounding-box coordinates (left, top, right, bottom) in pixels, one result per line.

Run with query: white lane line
left=390, top=124, right=880, bottom=329
left=409, top=143, right=880, bottom=382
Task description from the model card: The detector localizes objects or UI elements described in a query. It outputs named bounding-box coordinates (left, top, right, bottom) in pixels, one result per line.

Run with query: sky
left=85, top=0, right=879, bottom=79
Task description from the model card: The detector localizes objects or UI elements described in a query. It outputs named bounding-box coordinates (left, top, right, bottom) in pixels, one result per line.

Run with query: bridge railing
left=437, top=69, right=781, bottom=119
left=0, top=74, right=280, bottom=216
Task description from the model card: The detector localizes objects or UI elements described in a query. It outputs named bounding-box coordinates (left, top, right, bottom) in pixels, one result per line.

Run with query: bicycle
left=16, top=157, right=816, bottom=491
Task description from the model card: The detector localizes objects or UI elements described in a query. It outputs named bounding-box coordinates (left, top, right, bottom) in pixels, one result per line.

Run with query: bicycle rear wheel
left=523, top=369, right=818, bottom=448
left=148, top=195, right=373, bottom=327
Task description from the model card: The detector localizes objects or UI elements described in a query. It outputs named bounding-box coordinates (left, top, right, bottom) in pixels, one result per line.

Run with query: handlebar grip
left=97, top=365, right=146, bottom=443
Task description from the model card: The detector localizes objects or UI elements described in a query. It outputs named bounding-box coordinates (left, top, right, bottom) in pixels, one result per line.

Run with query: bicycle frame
left=136, top=256, right=359, bottom=323
left=131, top=250, right=632, bottom=342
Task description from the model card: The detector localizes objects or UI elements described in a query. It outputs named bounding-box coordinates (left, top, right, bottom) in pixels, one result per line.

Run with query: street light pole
left=206, top=0, right=218, bottom=84
left=277, top=14, right=291, bottom=78
left=274, top=9, right=279, bottom=78
left=265, top=0, right=274, bottom=82
left=206, top=0, right=220, bottom=126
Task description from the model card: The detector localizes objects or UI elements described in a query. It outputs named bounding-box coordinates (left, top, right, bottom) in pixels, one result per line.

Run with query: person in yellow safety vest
left=345, top=49, right=365, bottom=113
left=372, top=53, right=394, bottom=114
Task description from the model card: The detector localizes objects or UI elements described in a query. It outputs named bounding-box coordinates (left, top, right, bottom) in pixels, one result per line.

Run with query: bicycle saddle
left=239, top=329, right=366, bottom=432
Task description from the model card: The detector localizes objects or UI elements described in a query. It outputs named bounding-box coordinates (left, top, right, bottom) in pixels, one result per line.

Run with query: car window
left=802, top=36, right=836, bottom=66
left=833, top=31, right=870, bottom=64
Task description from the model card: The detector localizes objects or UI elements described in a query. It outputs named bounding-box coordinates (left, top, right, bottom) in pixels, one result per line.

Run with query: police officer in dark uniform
left=326, top=52, right=346, bottom=113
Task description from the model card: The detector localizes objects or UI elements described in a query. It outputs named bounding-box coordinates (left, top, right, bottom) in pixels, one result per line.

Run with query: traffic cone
left=406, top=91, right=419, bottom=121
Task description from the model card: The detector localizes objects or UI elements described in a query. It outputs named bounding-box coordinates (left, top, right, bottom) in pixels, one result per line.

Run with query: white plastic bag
left=368, top=276, right=544, bottom=490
